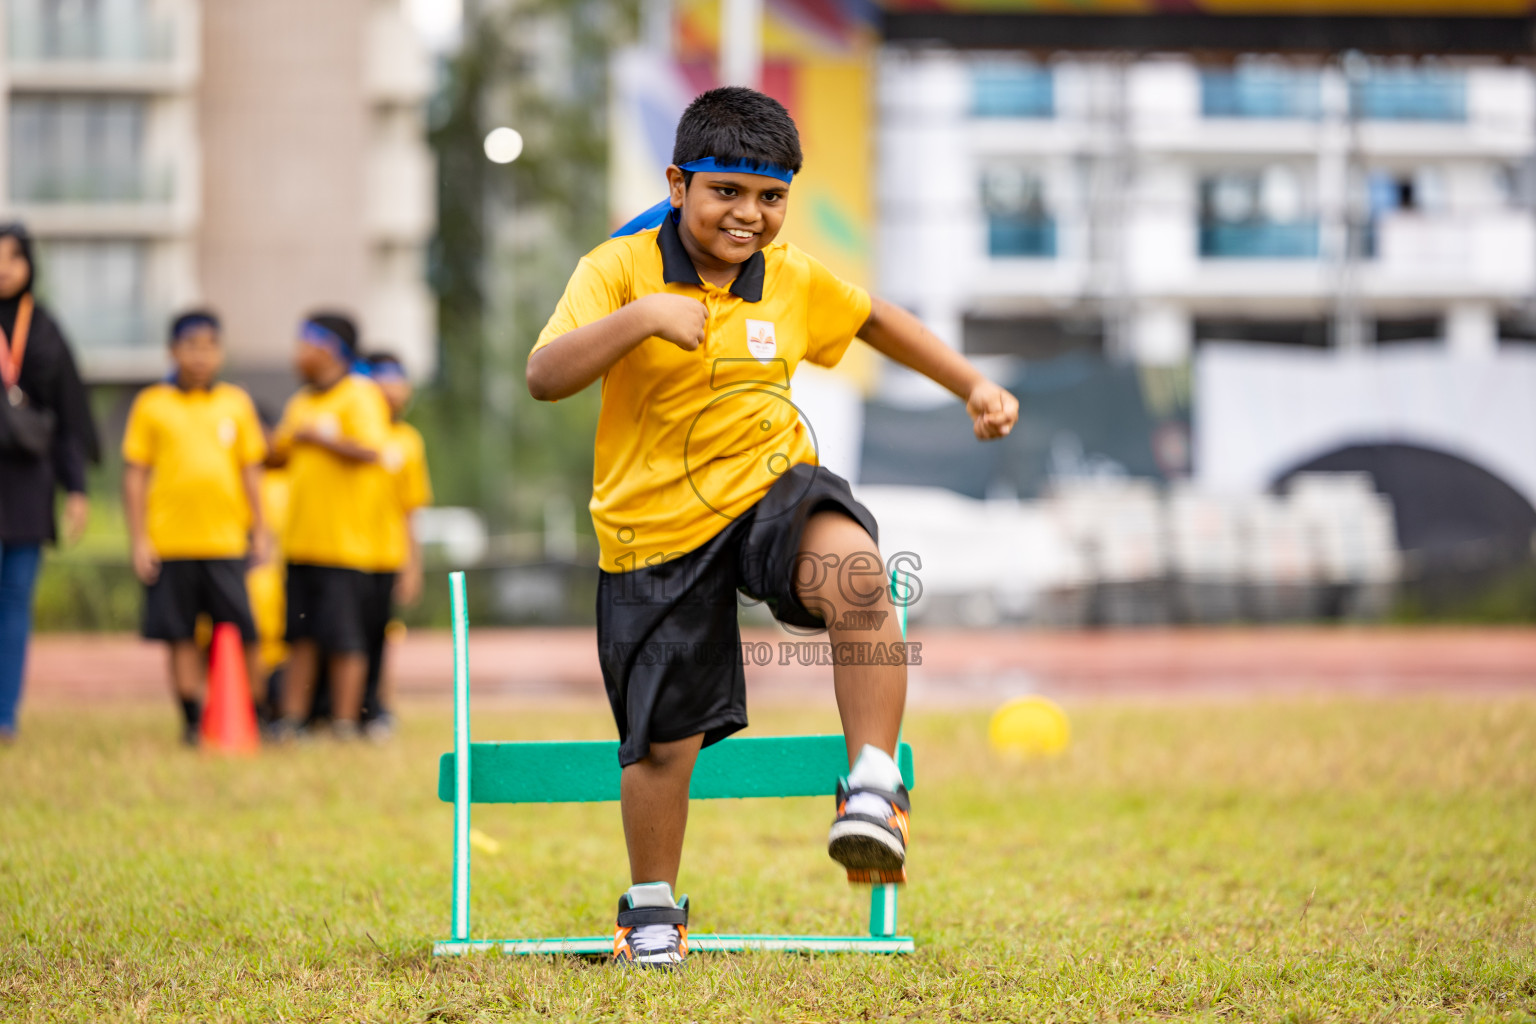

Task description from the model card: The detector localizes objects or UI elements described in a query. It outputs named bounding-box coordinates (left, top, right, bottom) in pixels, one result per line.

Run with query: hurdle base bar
left=433, top=934, right=915, bottom=956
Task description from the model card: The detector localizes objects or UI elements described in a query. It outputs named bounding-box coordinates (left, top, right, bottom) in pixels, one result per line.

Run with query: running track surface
left=23, top=628, right=1536, bottom=706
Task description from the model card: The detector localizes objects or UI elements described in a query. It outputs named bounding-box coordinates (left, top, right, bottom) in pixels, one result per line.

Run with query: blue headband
left=368, top=361, right=407, bottom=383
left=611, top=157, right=795, bottom=238
left=171, top=314, right=218, bottom=341
left=301, top=320, right=355, bottom=360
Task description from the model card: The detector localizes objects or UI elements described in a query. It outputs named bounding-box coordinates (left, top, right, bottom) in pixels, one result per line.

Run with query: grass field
left=3, top=698, right=1535, bottom=1022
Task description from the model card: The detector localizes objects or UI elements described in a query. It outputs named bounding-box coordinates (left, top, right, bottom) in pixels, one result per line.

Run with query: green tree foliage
left=417, top=0, right=636, bottom=537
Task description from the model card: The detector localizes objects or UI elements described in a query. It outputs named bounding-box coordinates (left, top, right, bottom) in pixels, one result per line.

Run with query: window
left=1375, top=318, right=1442, bottom=345
left=8, top=96, right=159, bottom=202
left=8, top=0, right=171, bottom=62
left=973, top=62, right=1054, bottom=119
left=1195, top=318, right=1330, bottom=348
left=1201, top=64, right=1321, bottom=120
left=981, top=166, right=1055, bottom=258
left=37, top=240, right=150, bottom=350
left=1357, top=166, right=1449, bottom=258
left=1352, top=67, right=1466, bottom=122
left=964, top=316, right=1103, bottom=359
left=1199, top=168, right=1318, bottom=259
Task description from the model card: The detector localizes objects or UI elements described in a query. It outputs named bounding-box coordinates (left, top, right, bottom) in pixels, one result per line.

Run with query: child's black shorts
left=285, top=563, right=372, bottom=654
left=142, top=558, right=258, bottom=643
left=596, top=462, right=879, bottom=767
left=363, top=570, right=397, bottom=696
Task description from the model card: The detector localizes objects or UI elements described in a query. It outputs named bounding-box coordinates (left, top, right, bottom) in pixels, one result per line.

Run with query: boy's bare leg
left=168, top=641, right=202, bottom=703
left=281, top=639, right=319, bottom=721
left=620, top=733, right=704, bottom=890
left=327, top=652, right=368, bottom=724
left=795, top=510, right=906, bottom=767
left=245, top=647, right=266, bottom=706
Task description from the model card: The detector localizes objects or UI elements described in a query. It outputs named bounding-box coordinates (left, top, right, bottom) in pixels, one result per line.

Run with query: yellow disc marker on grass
left=988, top=696, right=1071, bottom=758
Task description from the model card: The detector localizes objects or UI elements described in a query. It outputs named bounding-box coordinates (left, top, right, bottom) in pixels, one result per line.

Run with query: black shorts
left=363, top=571, right=396, bottom=706
left=307, top=571, right=395, bottom=722
left=596, top=463, right=879, bottom=767
left=285, top=563, right=372, bottom=654
left=142, top=558, right=257, bottom=643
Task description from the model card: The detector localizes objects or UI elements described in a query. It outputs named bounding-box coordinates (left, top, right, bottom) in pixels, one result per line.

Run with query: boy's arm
left=396, top=436, right=430, bottom=607
left=266, top=406, right=294, bottom=468
left=122, top=463, right=159, bottom=585
left=290, top=430, right=378, bottom=463
left=527, top=294, right=706, bottom=401
left=859, top=297, right=1018, bottom=440
left=242, top=464, right=270, bottom=567
left=293, top=385, right=388, bottom=463
left=396, top=516, right=423, bottom=607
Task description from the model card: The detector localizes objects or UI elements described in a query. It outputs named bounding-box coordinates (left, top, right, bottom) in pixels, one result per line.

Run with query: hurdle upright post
left=449, top=571, right=472, bottom=943
left=869, top=567, right=911, bottom=938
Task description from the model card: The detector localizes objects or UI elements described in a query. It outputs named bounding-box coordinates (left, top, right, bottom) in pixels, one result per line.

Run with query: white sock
left=847, top=744, right=903, bottom=790
left=626, top=882, right=681, bottom=953
left=845, top=744, right=902, bottom=818
left=626, top=881, right=676, bottom=908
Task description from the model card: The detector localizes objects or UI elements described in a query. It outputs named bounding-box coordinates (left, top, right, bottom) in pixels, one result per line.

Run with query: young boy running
left=527, top=87, right=1018, bottom=965
left=267, top=313, right=391, bottom=741
left=356, top=351, right=432, bottom=739
left=123, top=310, right=268, bottom=745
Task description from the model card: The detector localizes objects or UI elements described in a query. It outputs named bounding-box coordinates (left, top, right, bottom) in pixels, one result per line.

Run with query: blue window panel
left=1201, top=69, right=1321, bottom=119
left=973, top=68, right=1055, bottom=119
left=989, top=217, right=1057, bottom=258
left=1353, top=72, right=1466, bottom=122
left=1199, top=222, right=1320, bottom=259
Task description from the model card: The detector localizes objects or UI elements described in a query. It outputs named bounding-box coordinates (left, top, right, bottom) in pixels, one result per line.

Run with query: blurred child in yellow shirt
left=267, top=313, right=391, bottom=740
left=122, top=310, right=267, bottom=745
left=355, top=351, right=432, bottom=739
left=244, top=461, right=289, bottom=716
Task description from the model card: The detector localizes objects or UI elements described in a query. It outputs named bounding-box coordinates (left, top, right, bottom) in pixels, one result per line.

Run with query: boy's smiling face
left=667, top=166, right=789, bottom=275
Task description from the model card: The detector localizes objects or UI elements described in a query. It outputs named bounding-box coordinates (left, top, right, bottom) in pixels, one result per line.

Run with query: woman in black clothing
left=0, top=223, right=100, bottom=741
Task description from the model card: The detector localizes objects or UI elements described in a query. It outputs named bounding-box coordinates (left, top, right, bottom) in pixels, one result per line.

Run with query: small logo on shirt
left=382, top=444, right=405, bottom=472
left=313, top=413, right=340, bottom=440
left=746, top=319, right=776, bottom=363
left=218, top=418, right=237, bottom=447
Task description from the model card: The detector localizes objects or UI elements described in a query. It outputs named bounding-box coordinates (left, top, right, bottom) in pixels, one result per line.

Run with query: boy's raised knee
left=634, top=734, right=704, bottom=774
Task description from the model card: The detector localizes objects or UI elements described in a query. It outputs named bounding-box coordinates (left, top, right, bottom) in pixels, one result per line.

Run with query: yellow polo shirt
left=361, top=420, right=433, bottom=573
left=272, top=374, right=392, bottom=570
left=121, top=381, right=266, bottom=559
left=533, top=217, right=871, bottom=572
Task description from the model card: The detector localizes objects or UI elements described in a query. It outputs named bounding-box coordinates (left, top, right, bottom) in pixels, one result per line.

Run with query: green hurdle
left=433, top=569, right=916, bottom=956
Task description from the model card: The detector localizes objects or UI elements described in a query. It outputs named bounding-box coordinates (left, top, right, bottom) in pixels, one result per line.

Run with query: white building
left=1, top=0, right=437, bottom=383
left=876, top=50, right=1536, bottom=366
left=864, top=49, right=1536, bottom=622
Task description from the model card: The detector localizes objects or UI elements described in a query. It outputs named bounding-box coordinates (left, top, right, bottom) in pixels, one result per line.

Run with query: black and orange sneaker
left=828, top=779, right=910, bottom=885
left=612, top=892, right=689, bottom=967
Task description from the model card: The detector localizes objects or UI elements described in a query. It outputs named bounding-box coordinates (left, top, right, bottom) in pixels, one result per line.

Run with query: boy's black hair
left=673, top=87, right=803, bottom=184
left=365, top=350, right=403, bottom=370
left=169, top=308, right=220, bottom=345
left=306, top=311, right=359, bottom=356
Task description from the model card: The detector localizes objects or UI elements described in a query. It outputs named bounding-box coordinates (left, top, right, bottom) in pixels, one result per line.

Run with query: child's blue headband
left=611, top=157, right=795, bottom=238
left=367, top=361, right=408, bottom=384
left=171, top=314, right=218, bottom=341
left=300, top=320, right=355, bottom=361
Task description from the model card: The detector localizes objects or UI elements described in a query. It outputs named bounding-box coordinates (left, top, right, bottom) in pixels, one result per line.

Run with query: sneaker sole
left=614, top=953, right=685, bottom=968
left=828, top=820, right=906, bottom=872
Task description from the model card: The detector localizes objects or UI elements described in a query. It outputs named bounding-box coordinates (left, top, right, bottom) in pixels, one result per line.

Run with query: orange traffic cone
left=202, top=623, right=261, bottom=754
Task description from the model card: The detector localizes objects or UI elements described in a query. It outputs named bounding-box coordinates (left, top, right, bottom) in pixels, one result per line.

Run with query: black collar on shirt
left=657, top=214, right=765, bottom=303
